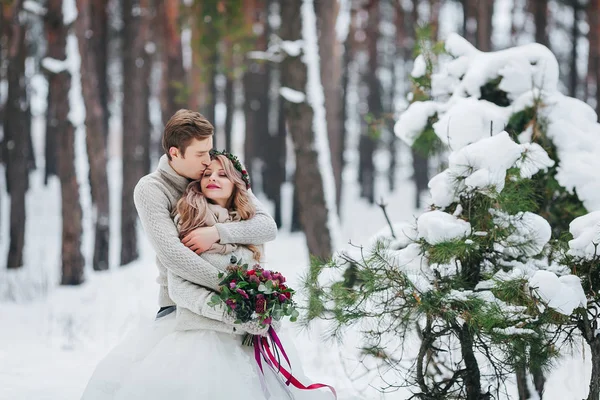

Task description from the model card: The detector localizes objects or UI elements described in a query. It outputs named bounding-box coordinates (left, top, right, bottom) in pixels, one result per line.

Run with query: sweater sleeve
left=167, top=270, right=226, bottom=321
left=167, top=270, right=270, bottom=335
left=214, top=191, right=277, bottom=245
left=133, top=178, right=221, bottom=291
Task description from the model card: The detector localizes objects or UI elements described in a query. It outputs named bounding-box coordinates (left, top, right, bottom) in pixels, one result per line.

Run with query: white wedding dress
left=81, top=312, right=334, bottom=400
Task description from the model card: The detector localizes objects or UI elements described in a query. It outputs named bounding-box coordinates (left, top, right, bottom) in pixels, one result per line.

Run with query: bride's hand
left=182, top=226, right=220, bottom=254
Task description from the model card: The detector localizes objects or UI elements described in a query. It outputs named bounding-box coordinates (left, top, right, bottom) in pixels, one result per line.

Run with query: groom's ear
left=169, top=146, right=179, bottom=159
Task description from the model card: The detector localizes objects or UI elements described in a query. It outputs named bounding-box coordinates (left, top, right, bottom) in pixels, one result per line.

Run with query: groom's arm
left=214, top=191, right=277, bottom=245
left=133, top=178, right=221, bottom=291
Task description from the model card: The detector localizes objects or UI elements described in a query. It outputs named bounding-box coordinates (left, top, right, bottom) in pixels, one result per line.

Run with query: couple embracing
left=81, top=110, right=334, bottom=399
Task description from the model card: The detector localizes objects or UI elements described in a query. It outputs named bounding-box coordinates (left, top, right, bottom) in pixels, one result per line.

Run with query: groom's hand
left=182, top=226, right=220, bottom=254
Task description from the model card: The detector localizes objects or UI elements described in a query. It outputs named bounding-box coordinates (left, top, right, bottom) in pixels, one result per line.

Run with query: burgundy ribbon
left=253, top=327, right=337, bottom=399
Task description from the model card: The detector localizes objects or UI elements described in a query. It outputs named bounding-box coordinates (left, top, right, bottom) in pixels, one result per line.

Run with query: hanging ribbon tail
left=254, top=335, right=270, bottom=399
left=256, top=330, right=337, bottom=399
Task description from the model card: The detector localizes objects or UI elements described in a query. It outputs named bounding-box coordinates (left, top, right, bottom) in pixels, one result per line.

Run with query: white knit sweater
left=133, top=155, right=277, bottom=334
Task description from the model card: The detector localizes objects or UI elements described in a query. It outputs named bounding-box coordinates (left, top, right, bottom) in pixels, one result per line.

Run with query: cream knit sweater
left=133, top=155, right=276, bottom=334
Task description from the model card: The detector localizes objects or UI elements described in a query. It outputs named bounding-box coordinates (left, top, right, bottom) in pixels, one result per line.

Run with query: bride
left=81, top=151, right=334, bottom=400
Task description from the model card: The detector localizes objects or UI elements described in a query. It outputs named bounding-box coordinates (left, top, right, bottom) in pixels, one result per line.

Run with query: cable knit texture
left=133, top=155, right=277, bottom=334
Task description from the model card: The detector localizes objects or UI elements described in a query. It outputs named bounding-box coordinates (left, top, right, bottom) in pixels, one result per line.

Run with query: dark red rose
left=247, top=269, right=256, bottom=276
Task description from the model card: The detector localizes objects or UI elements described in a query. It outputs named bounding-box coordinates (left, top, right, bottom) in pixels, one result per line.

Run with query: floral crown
left=210, top=149, right=251, bottom=189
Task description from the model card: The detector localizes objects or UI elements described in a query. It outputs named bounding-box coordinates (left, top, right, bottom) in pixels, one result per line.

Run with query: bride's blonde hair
left=175, top=154, right=261, bottom=261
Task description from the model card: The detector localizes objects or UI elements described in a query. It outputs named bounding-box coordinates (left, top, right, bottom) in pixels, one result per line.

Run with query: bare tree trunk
left=593, top=0, right=600, bottom=119
left=359, top=0, right=381, bottom=204
left=569, top=0, right=581, bottom=98
left=4, top=0, right=30, bottom=270
left=528, top=0, right=549, bottom=46
left=280, top=0, right=334, bottom=259
left=91, top=0, right=110, bottom=138
left=45, top=0, right=85, bottom=283
left=160, top=0, right=188, bottom=124
left=462, top=0, right=477, bottom=45
left=242, top=1, right=269, bottom=189
left=476, top=0, right=494, bottom=51
left=76, top=0, right=111, bottom=271
left=121, top=0, right=151, bottom=265
left=316, top=0, right=343, bottom=213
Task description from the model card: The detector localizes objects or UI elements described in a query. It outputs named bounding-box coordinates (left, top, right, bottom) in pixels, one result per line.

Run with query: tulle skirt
left=81, top=314, right=334, bottom=400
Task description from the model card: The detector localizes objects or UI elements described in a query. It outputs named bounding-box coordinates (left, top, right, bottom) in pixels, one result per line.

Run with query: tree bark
left=359, top=0, right=381, bottom=204
left=592, top=0, right=600, bottom=119
left=589, top=337, right=600, bottom=400
left=242, top=1, right=269, bottom=190
left=121, top=0, right=151, bottom=265
left=280, top=0, right=334, bottom=259
left=315, top=0, right=343, bottom=213
left=458, top=323, right=484, bottom=400
left=529, top=0, right=549, bottom=46
left=462, top=0, right=477, bottom=45
left=160, top=0, right=188, bottom=125
left=4, top=0, right=30, bottom=270
left=45, top=0, right=86, bottom=283
left=569, top=0, right=581, bottom=98
left=476, top=0, right=494, bottom=51
left=76, top=0, right=111, bottom=271
left=91, top=0, right=110, bottom=138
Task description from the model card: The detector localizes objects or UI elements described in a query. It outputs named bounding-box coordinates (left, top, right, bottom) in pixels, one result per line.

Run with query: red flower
left=242, top=170, right=248, bottom=174
left=255, top=297, right=267, bottom=313
left=284, top=291, right=291, bottom=299
left=247, top=270, right=256, bottom=276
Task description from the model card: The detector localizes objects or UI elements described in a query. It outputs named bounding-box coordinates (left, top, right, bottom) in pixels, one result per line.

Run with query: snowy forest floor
left=0, top=161, right=592, bottom=399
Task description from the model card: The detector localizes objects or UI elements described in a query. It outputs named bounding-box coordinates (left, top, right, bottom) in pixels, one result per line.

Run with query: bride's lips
left=206, top=184, right=220, bottom=189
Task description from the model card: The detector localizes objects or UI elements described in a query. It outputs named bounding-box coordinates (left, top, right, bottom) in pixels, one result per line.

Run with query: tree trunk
left=593, top=0, right=600, bottom=119
left=530, top=0, right=549, bottom=46
left=224, top=74, right=234, bottom=152
left=359, top=0, right=381, bottom=204
left=340, top=5, right=357, bottom=203
left=76, top=0, right=111, bottom=271
left=315, top=0, right=343, bottom=213
left=4, top=0, right=29, bottom=270
left=280, top=0, right=335, bottom=259
left=476, top=0, right=494, bottom=51
left=242, top=5, right=269, bottom=190
left=45, top=0, right=85, bottom=283
left=458, top=323, right=483, bottom=400
left=462, top=0, right=477, bottom=45
left=121, top=0, right=151, bottom=265
left=160, top=0, right=188, bottom=124
left=589, top=337, right=600, bottom=400
left=91, top=0, right=110, bottom=138
left=569, top=1, right=581, bottom=97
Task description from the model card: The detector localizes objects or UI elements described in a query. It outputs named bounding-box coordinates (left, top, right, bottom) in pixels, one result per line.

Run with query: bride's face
left=200, top=159, right=234, bottom=207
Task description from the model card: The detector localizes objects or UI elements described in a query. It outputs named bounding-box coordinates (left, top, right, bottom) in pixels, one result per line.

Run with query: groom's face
left=169, top=137, right=213, bottom=180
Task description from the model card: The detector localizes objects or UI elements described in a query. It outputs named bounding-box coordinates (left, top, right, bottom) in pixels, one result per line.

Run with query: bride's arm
left=214, top=191, right=277, bottom=245
left=167, top=270, right=269, bottom=335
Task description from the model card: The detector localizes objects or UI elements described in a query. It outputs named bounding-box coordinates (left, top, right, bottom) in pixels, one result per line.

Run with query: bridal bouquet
left=208, top=257, right=337, bottom=398
left=208, top=257, right=300, bottom=329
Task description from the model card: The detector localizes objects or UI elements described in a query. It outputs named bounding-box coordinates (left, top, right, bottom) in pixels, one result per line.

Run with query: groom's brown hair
left=162, top=109, right=214, bottom=160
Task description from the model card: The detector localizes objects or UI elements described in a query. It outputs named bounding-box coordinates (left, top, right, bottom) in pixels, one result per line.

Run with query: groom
left=133, top=109, right=277, bottom=317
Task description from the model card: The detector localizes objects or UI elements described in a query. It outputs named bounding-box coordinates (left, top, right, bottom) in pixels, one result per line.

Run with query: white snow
left=300, top=0, right=343, bottom=251
left=393, top=101, right=439, bottom=146
left=390, top=243, right=434, bottom=293
left=514, top=142, right=555, bottom=178
left=280, top=40, right=304, bottom=57
left=41, top=57, right=69, bottom=74
left=417, top=210, right=471, bottom=245
left=529, top=270, right=587, bottom=316
left=568, top=211, right=600, bottom=260
left=490, top=210, right=552, bottom=257
left=279, top=87, right=306, bottom=104
left=433, top=98, right=507, bottom=150
left=411, top=55, right=427, bottom=78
